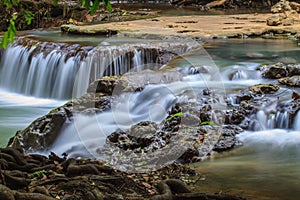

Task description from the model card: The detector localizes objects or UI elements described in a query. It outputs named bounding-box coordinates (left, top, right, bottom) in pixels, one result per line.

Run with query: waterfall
left=0, top=40, right=84, bottom=99
left=0, top=38, right=197, bottom=99
left=251, top=110, right=291, bottom=131
left=294, top=110, right=300, bottom=131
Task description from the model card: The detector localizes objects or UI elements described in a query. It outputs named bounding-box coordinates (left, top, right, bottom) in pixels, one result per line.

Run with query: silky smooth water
left=0, top=36, right=300, bottom=197
left=192, top=129, right=300, bottom=200
left=0, top=89, right=63, bottom=147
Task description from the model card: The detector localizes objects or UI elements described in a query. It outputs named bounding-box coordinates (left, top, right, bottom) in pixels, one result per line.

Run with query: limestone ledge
left=61, top=14, right=300, bottom=39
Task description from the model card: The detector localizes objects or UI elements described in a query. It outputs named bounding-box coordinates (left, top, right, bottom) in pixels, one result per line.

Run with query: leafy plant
left=1, top=0, right=112, bottom=48
left=4, top=0, right=19, bottom=9
left=29, top=169, right=48, bottom=179
left=200, top=121, right=216, bottom=126
left=167, top=111, right=182, bottom=120
left=1, top=14, right=17, bottom=48
left=24, top=10, right=34, bottom=25
left=82, top=0, right=112, bottom=14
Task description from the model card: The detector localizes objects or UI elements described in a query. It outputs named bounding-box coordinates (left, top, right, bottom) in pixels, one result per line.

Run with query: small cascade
left=0, top=38, right=197, bottom=99
left=251, top=110, right=292, bottom=131
left=221, top=63, right=261, bottom=81
left=231, top=70, right=248, bottom=80
left=294, top=110, right=300, bottom=131
left=249, top=99, right=295, bottom=131
left=0, top=38, right=87, bottom=99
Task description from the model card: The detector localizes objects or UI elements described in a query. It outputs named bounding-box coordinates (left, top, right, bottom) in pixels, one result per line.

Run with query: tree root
left=0, top=184, right=56, bottom=200
left=66, top=162, right=114, bottom=176
left=15, top=192, right=56, bottom=200
left=3, top=170, right=31, bottom=189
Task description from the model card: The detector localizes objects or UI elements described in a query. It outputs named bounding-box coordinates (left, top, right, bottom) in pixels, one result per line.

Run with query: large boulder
left=8, top=109, right=67, bottom=151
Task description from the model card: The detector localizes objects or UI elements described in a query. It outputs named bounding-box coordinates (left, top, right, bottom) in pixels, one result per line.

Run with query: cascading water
left=294, top=110, right=300, bottom=131
left=34, top=46, right=226, bottom=172
left=252, top=98, right=300, bottom=131
left=0, top=37, right=198, bottom=99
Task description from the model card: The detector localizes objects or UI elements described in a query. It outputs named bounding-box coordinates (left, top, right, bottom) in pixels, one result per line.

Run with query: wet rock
left=87, top=76, right=118, bottom=95
left=157, top=50, right=177, bottom=65
left=278, top=75, right=300, bottom=87
left=107, top=121, right=167, bottom=152
left=213, top=125, right=243, bottom=152
left=260, top=62, right=300, bottom=78
left=129, top=121, right=158, bottom=138
left=286, top=64, right=300, bottom=76
left=262, top=63, right=288, bottom=78
left=8, top=110, right=67, bottom=152
left=225, top=108, right=247, bottom=125
left=88, top=70, right=182, bottom=95
left=249, top=84, right=280, bottom=95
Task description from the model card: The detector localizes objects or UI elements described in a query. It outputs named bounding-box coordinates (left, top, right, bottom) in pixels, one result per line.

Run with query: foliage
left=167, top=111, right=182, bottom=120
left=24, top=10, right=34, bottom=25
left=1, top=0, right=112, bottom=48
left=1, top=14, right=17, bottom=49
left=4, top=0, right=19, bottom=9
left=29, top=169, right=48, bottom=179
left=200, top=121, right=216, bottom=125
left=82, top=0, right=112, bottom=14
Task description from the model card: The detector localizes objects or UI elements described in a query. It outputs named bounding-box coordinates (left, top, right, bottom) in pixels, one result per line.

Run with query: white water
left=1, top=37, right=300, bottom=197
left=0, top=44, right=82, bottom=99
left=48, top=84, right=178, bottom=157
left=0, top=39, right=197, bottom=99
left=294, top=110, right=300, bottom=131
left=0, top=89, right=63, bottom=146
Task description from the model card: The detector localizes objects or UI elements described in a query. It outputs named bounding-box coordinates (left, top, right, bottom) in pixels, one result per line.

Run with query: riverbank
left=61, top=13, right=300, bottom=39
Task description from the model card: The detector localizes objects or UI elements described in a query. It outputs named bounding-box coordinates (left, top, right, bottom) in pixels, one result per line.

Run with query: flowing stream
left=0, top=35, right=300, bottom=198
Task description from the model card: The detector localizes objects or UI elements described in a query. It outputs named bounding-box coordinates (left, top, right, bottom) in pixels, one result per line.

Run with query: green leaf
left=12, top=0, right=19, bottom=6
left=1, top=32, right=9, bottom=49
left=1, top=14, right=17, bottom=49
left=24, top=10, right=34, bottom=25
left=90, top=0, right=99, bottom=15
left=102, top=0, right=112, bottom=12
left=52, top=0, right=58, bottom=5
left=167, top=111, right=183, bottom=120
left=200, top=121, right=216, bottom=126
left=81, top=0, right=90, bottom=9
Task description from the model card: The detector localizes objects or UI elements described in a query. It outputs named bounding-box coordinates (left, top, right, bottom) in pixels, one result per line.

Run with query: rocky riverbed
left=2, top=1, right=300, bottom=199
left=4, top=59, right=300, bottom=199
